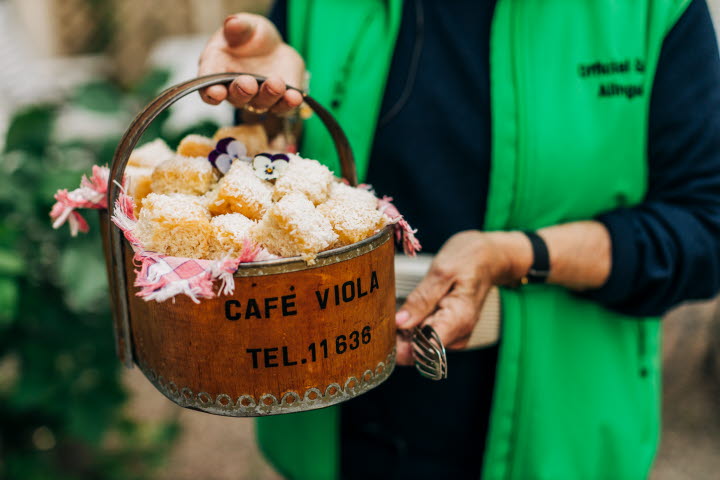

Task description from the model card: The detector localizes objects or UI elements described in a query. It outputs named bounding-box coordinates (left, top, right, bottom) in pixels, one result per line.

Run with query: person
left=198, top=0, right=720, bottom=478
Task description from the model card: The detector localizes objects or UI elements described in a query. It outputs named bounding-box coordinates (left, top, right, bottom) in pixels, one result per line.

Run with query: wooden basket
left=101, top=73, right=396, bottom=417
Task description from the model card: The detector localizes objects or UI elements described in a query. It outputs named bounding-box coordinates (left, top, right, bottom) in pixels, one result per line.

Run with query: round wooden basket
left=101, top=73, right=396, bottom=417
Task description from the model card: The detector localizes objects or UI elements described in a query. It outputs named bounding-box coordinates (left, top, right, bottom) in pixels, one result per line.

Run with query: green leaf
left=71, top=82, right=124, bottom=113
left=0, top=250, right=24, bottom=276
left=0, top=277, right=19, bottom=325
left=132, top=68, right=171, bottom=102
left=4, top=106, right=56, bottom=155
left=58, top=244, right=108, bottom=313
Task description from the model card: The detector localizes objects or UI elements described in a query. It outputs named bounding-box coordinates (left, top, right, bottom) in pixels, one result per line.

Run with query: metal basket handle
left=106, top=73, right=357, bottom=367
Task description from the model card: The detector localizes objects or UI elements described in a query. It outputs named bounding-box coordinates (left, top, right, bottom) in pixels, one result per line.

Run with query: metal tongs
left=410, top=325, right=448, bottom=380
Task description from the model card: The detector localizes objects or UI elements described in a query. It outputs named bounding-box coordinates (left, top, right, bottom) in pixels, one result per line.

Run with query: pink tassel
left=50, top=165, right=110, bottom=235
left=377, top=196, right=422, bottom=257
left=110, top=193, right=139, bottom=245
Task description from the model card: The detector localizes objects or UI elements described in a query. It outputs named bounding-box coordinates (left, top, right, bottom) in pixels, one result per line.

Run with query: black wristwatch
left=520, top=231, right=550, bottom=284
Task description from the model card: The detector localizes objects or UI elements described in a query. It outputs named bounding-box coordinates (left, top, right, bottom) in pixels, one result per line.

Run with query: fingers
left=395, top=334, right=415, bottom=366
left=248, top=76, right=286, bottom=111
left=425, top=284, right=488, bottom=350
left=396, top=266, right=453, bottom=330
left=199, top=73, right=297, bottom=112
left=226, top=75, right=259, bottom=108
left=202, top=73, right=302, bottom=112
left=201, top=85, right=228, bottom=105
left=424, top=296, right=474, bottom=350
left=271, top=89, right=305, bottom=115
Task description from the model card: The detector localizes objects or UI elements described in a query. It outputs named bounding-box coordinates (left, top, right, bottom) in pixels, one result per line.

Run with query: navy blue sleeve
left=582, top=0, right=720, bottom=316
left=268, top=0, right=287, bottom=39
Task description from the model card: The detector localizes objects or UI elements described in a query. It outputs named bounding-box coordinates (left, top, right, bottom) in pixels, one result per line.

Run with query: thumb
left=223, top=14, right=256, bottom=48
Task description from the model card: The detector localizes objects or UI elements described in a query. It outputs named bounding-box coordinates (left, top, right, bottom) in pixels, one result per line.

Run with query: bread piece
left=124, top=166, right=154, bottom=212
left=318, top=191, right=387, bottom=247
left=213, top=124, right=269, bottom=157
left=206, top=161, right=273, bottom=220
left=134, top=193, right=212, bottom=259
left=177, top=134, right=215, bottom=158
left=253, top=192, right=337, bottom=262
left=151, top=155, right=216, bottom=196
left=273, top=157, right=333, bottom=205
left=326, top=182, right=378, bottom=210
left=208, top=213, right=255, bottom=260
left=128, top=139, right=174, bottom=169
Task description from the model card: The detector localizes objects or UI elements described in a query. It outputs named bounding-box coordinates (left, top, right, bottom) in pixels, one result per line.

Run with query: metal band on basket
left=106, top=73, right=359, bottom=367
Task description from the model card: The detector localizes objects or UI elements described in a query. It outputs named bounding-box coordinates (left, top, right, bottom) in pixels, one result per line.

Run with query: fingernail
left=396, top=310, right=410, bottom=328
left=235, top=81, right=253, bottom=96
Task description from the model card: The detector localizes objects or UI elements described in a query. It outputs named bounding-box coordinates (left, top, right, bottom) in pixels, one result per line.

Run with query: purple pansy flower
left=208, top=137, right=249, bottom=174
left=253, top=153, right=291, bottom=181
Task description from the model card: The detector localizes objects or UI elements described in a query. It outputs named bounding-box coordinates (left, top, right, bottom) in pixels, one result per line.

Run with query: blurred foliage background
left=0, top=0, right=270, bottom=478
left=0, top=71, right=201, bottom=480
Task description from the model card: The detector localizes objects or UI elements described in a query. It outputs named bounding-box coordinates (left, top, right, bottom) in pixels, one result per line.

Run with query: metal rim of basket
left=107, top=73, right=366, bottom=367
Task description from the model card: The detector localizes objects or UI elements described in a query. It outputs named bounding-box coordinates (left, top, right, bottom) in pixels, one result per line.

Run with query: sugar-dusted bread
left=253, top=192, right=337, bottom=262
left=134, top=193, right=212, bottom=259
left=208, top=213, right=255, bottom=260
left=318, top=202, right=387, bottom=247
left=273, top=157, right=333, bottom=205
left=213, top=124, right=269, bottom=157
left=206, top=161, right=273, bottom=220
left=177, top=134, right=215, bottom=158
left=326, top=182, right=378, bottom=210
left=124, top=166, right=154, bottom=212
left=318, top=183, right=386, bottom=247
left=151, top=155, right=216, bottom=196
left=128, top=138, right=174, bottom=169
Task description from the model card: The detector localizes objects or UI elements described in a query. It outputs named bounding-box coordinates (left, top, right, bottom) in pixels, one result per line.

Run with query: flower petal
left=208, top=150, right=220, bottom=168
left=270, top=153, right=290, bottom=163
left=216, top=137, right=235, bottom=154
left=271, top=159, right=289, bottom=176
left=215, top=153, right=233, bottom=174
left=253, top=155, right=272, bottom=171
left=226, top=140, right=247, bottom=159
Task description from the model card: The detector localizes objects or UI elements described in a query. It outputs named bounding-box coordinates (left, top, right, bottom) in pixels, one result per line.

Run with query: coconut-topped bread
left=151, top=155, right=217, bottom=196
left=208, top=213, right=256, bottom=260
left=206, top=161, right=273, bottom=220
left=120, top=126, right=400, bottom=263
left=134, top=193, right=212, bottom=259
left=272, top=156, right=334, bottom=205
left=253, top=192, right=338, bottom=263
left=128, top=138, right=174, bottom=169
left=177, top=134, right=216, bottom=158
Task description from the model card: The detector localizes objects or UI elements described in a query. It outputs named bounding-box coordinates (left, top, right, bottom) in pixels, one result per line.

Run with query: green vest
left=257, top=1, right=691, bottom=479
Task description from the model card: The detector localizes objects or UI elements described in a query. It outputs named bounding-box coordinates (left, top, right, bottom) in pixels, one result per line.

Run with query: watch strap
left=521, top=231, right=550, bottom=284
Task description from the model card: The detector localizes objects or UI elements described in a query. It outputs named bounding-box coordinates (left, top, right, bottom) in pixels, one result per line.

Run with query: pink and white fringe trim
left=378, top=196, right=422, bottom=256
left=52, top=168, right=421, bottom=302
left=50, top=165, right=109, bottom=236
left=110, top=193, right=269, bottom=303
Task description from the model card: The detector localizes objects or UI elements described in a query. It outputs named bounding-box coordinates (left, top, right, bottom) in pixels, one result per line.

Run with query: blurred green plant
left=0, top=69, right=216, bottom=480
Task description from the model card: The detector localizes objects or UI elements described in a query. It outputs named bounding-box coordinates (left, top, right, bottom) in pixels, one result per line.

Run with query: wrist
left=485, top=231, right=534, bottom=285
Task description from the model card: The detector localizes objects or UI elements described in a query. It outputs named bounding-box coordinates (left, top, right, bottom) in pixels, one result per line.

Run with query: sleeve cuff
left=578, top=210, right=640, bottom=306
